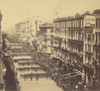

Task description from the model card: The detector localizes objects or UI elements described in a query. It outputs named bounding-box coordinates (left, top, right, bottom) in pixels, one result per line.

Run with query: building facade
left=93, top=9, right=100, bottom=83
left=15, top=19, right=42, bottom=45
left=37, top=23, right=53, bottom=54
left=53, top=13, right=96, bottom=85
left=83, top=10, right=100, bottom=86
left=0, top=12, right=4, bottom=91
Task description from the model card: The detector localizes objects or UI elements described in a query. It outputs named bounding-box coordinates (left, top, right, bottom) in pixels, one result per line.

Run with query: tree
left=82, top=11, right=91, bottom=16
left=67, top=16, right=73, bottom=19
left=75, top=13, right=81, bottom=17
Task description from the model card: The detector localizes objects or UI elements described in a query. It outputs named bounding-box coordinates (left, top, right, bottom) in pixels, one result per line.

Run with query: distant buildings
left=15, top=19, right=42, bottom=45
left=37, top=23, right=53, bottom=54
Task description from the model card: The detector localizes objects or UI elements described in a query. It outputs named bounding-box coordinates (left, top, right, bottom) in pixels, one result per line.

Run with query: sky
left=0, top=0, right=100, bottom=33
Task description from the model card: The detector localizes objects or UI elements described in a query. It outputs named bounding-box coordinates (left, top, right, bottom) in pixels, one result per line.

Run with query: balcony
left=65, top=61, right=83, bottom=72
left=69, top=49, right=78, bottom=55
left=83, top=63, right=94, bottom=72
left=66, top=48, right=83, bottom=56
left=68, top=27, right=82, bottom=31
left=68, top=39, right=83, bottom=44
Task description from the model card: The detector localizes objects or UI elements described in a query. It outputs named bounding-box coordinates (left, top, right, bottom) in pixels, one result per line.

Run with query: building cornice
left=94, top=9, right=100, bottom=14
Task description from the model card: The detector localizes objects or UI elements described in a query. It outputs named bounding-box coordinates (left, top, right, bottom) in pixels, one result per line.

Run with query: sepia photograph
left=0, top=0, right=100, bottom=91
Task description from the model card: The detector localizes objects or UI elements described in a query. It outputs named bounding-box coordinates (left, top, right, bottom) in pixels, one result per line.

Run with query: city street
left=0, top=0, right=100, bottom=91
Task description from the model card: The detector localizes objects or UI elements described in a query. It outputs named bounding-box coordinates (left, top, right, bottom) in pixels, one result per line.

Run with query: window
left=85, top=34, right=87, bottom=41
left=88, top=45, right=91, bottom=52
left=71, top=31, right=73, bottom=39
left=71, top=21, right=73, bottom=27
left=65, top=22, right=66, bottom=28
left=78, top=45, right=81, bottom=52
left=96, top=18, right=98, bottom=28
left=77, top=20, right=79, bottom=27
left=88, top=34, right=91, bottom=41
left=99, top=33, right=100, bottom=43
left=74, top=21, right=75, bottom=27
left=85, top=44, right=87, bottom=51
left=79, top=20, right=81, bottom=28
left=51, top=41, right=53, bottom=44
left=66, top=22, right=68, bottom=28
left=96, top=32, right=97, bottom=43
left=65, top=30, right=66, bottom=36
left=75, top=21, right=76, bottom=28
left=92, top=34, right=94, bottom=42
left=81, top=20, right=83, bottom=28
left=96, top=49, right=97, bottom=59
left=88, top=56, right=91, bottom=61
left=51, top=29, right=53, bottom=33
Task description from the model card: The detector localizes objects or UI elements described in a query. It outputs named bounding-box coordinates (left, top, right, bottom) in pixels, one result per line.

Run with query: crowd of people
left=29, top=51, right=83, bottom=91
left=22, top=42, right=100, bottom=91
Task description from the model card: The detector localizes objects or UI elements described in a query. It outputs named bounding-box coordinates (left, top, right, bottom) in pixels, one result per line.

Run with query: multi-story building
left=0, top=12, right=4, bottom=91
left=15, top=19, right=42, bottom=45
left=83, top=10, right=100, bottom=86
left=37, top=23, right=53, bottom=54
left=54, top=14, right=95, bottom=65
left=83, top=26, right=95, bottom=85
left=53, top=13, right=96, bottom=85
left=93, top=9, right=100, bottom=83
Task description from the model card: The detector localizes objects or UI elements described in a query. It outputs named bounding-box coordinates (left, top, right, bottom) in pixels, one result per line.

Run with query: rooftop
left=40, top=22, right=53, bottom=28
left=54, top=12, right=94, bottom=23
left=94, top=9, right=100, bottom=14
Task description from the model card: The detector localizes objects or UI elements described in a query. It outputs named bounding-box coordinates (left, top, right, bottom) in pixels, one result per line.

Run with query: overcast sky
left=0, top=0, right=100, bottom=33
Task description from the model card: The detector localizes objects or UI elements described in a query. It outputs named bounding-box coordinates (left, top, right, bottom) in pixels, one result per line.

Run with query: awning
left=83, top=64, right=94, bottom=73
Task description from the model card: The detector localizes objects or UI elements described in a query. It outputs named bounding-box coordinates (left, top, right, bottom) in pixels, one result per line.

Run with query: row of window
left=85, top=34, right=94, bottom=42
left=68, top=31, right=82, bottom=40
left=55, top=19, right=83, bottom=29
left=55, top=30, right=83, bottom=40
left=68, top=43, right=83, bottom=53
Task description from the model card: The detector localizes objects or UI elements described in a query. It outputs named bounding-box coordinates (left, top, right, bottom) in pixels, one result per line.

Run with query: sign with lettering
left=84, top=15, right=95, bottom=27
